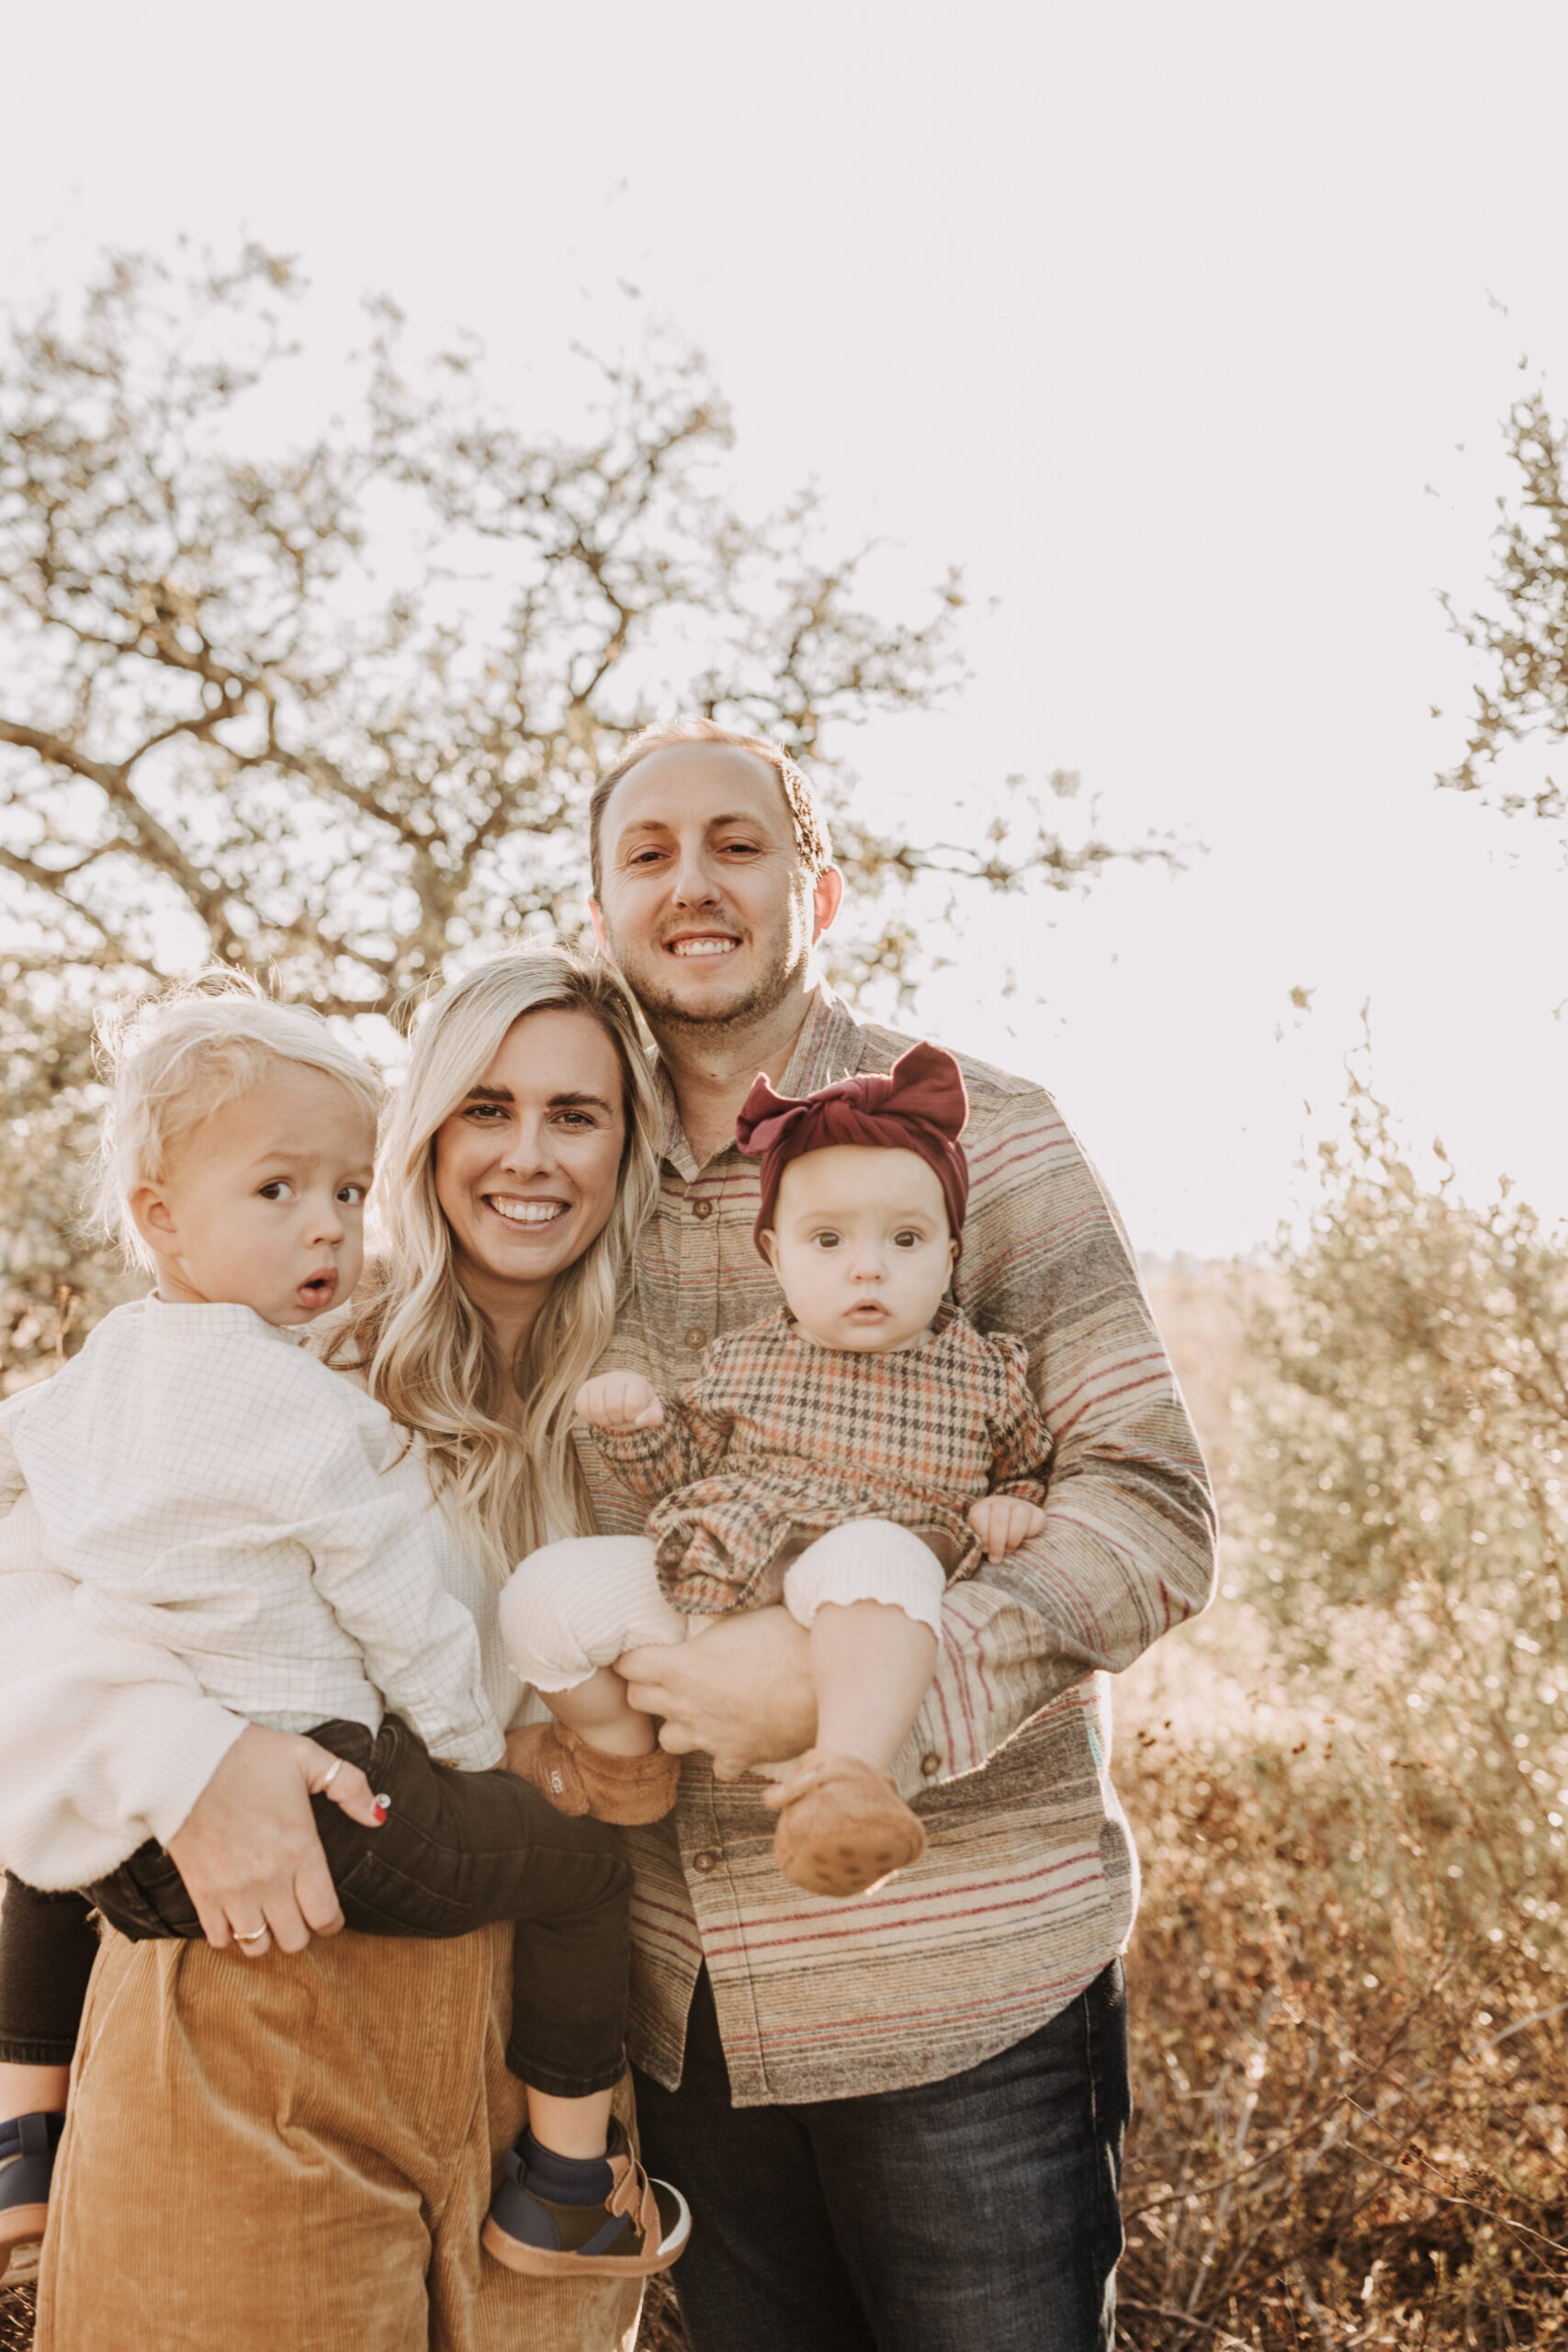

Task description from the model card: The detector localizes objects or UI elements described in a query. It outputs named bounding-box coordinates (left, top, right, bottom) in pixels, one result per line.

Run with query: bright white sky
left=5, top=0, right=1565, bottom=1257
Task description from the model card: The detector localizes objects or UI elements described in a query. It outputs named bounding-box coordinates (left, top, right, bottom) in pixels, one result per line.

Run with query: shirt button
left=920, top=1751, right=942, bottom=1780
left=692, top=1849, right=719, bottom=1873
left=692, top=1198, right=714, bottom=1219
left=684, top=1327, right=706, bottom=1351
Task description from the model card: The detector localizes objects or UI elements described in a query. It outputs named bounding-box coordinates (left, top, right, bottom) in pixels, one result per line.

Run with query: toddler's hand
left=575, top=1372, right=665, bottom=1430
left=967, top=1496, right=1048, bottom=1564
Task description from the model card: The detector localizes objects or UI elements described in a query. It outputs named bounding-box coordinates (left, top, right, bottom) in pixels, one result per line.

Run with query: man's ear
left=127, top=1182, right=178, bottom=1258
left=758, top=1227, right=780, bottom=1271
left=810, top=865, right=844, bottom=944
left=589, top=899, right=613, bottom=958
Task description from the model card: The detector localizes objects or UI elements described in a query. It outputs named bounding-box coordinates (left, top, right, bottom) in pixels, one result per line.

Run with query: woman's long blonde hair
left=335, top=950, right=662, bottom=1578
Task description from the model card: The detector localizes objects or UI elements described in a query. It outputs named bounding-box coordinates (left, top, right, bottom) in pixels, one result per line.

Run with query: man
left=581, top=717, right=1216, bottom=2352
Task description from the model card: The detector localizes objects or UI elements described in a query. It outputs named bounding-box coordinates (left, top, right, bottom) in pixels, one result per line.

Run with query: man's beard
left=609, top=927, right=810, bottom=1041
left=629, top=945, right=808, bottom=1039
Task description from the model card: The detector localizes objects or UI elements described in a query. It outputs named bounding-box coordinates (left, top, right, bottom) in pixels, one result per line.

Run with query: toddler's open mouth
left=298, top=1271, right=339, bottom=1311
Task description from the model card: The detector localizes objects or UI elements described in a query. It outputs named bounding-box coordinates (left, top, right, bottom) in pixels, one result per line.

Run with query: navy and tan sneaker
left=482, top=2119, right=691, bottom=2278
left=1, top=2110, right=62, bottom=2285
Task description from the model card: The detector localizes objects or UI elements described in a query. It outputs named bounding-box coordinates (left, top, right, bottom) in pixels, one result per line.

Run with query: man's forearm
left=902, top=1458, right=1217, bottom=1789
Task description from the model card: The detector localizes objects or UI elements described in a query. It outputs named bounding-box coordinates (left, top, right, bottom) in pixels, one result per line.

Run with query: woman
left=9, top=948, right=664, bottom=2352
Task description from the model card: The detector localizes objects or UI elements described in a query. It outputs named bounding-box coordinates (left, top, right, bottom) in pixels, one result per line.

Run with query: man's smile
left=665, top=933, right=740, bottom=959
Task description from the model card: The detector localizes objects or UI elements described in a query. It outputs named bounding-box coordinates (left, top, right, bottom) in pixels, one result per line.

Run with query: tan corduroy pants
left=36, top=1922, right=642, bottom=2352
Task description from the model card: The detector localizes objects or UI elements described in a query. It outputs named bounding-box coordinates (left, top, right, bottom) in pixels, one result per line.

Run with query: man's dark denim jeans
left=633, top=1957, right=1130, bottom=2352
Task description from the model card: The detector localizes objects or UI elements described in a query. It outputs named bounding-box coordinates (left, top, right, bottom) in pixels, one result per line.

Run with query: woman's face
left=433, top=1006, right=627, bottom=1319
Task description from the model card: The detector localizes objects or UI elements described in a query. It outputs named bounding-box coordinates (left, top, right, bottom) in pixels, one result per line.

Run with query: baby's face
left=134, top=1067, right=376, bottom=1326
left=761, top=1144, right=957, bottom=1353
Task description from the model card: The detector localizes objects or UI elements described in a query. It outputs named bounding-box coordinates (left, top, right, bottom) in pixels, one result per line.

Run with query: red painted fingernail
left=373, top=1805, right=388, bottom=1825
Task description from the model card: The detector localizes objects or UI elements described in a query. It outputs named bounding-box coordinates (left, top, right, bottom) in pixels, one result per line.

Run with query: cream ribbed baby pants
left=499, top=1521, right=943, bottom=1697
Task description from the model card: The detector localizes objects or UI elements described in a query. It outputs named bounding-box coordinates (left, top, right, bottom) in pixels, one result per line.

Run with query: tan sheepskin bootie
left=765, top=1749, right=927, bottom=1898
left=508, top=1721, right=682, bottom=1825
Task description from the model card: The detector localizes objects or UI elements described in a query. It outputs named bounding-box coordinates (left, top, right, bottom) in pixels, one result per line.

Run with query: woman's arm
left=0, top=1566, right=377, bottom=1953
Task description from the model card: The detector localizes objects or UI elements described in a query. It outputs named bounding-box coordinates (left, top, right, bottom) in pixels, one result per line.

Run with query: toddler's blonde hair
left=95, top=968, right=384, bottom=1272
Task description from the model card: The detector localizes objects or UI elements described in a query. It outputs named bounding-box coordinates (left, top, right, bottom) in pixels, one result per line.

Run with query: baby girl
left=502, top=1042, right=1053, bottom=1899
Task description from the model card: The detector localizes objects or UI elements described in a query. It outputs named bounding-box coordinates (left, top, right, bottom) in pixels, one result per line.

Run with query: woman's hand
left=165, top=1724, right=382, bottom=1959
left=615, top=1608, right=818, bottom=1780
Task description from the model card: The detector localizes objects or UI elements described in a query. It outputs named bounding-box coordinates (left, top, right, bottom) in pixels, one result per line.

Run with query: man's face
left=591, top=744, right=841, bottom=1035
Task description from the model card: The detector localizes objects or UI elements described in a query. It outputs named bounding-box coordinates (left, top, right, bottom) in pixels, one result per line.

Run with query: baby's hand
left=575, top=1372, right=665, bottom=1430
left=967, top=1496, right=1048, bottom=1564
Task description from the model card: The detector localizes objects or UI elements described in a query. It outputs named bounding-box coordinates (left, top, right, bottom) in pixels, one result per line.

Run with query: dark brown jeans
left=5, top=1713, right=633, bottom=2098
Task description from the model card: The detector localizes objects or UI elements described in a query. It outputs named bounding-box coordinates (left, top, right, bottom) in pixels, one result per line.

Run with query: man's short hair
left=588, top=718, right=834, bottom=899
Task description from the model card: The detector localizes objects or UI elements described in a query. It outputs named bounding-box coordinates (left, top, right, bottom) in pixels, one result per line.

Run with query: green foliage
left=1111, top=1098, right=1568, bottom=2346
left=1238, top=1074, right=1567, bottom=1942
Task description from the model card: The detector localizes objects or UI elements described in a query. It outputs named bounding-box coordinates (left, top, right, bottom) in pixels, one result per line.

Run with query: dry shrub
left=637, top=2276, right=686, bottom=2350
left=1119, top=1732, right=1567, bottom=2348
left=0, top=2288, right=32, bottom=2352
left=1121, top=1083, right=1567, bottom=2347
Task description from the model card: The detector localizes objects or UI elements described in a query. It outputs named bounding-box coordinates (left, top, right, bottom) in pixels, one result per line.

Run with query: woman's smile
left=483, top=1193, right=571, bottom=1227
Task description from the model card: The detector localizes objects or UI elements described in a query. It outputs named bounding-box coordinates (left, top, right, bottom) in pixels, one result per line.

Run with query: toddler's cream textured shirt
left=0, top=1296, right=504, bottom=1782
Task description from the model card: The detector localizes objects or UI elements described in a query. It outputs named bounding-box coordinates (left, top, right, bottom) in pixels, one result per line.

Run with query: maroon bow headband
left=735, top=1040, right=971, bottom=1260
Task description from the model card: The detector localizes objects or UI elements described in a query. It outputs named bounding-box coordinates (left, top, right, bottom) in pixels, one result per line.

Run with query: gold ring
left=233, top=1926, right=268, bottom=1944
left=320, top=1758, right=344, bottom=1790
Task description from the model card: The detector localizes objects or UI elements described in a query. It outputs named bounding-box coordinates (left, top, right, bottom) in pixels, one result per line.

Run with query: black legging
left=0, top=1877, right=99, bottom=2067
left=1, top=1713, right=634, bottom=2098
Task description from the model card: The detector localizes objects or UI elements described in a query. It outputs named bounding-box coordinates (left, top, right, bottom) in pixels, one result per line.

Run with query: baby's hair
left=95, top=968, right=384, bottom=1272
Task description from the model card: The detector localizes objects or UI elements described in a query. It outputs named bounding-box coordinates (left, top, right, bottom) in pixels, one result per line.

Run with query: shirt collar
left=651, top=983, right=869, bottom=1179
left=142, top=1294, right=314, bottom=1347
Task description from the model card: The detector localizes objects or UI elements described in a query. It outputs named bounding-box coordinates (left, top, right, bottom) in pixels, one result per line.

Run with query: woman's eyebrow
left=548, top=1091, right=615, bottom=1114
left=465, top=1084, right=513, bottom=1102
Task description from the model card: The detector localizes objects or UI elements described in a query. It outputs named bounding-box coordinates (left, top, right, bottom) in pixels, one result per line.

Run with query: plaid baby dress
left=593, top=1304, right=1053, bottom=1615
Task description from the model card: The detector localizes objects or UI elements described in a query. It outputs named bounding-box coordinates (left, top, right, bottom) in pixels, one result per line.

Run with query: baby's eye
left=337, top=1182, right=367, bottom=1206
left=258, top=1179, right=296, bottom=1203
left=893, top=1229, right=923, bottom=1250
left=812, top=1231, right=842, bottom=1250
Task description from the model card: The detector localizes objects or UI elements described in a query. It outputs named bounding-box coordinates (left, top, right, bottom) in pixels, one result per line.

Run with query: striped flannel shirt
left=579, top=987, right=1217, bottom=2107
left=595, top=1305, right=1051, bottom=1609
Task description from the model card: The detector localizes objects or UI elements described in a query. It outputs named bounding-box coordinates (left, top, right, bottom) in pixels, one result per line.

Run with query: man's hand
left=576, top=1372, right=665, bottom=1430
left=616, top=1608, right=817, bottom=1781
left=165, top=1724, right=381, bottom=1960
left=967, top=1495, right=1049, bottom=1564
